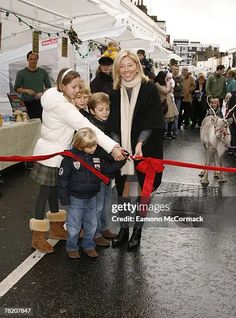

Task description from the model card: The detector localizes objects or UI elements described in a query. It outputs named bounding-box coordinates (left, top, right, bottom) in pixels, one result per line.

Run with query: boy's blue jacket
left=57, top=148, right=125, bottom=205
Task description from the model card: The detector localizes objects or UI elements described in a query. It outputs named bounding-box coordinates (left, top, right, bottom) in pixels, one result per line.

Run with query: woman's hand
left=111, top=144, right=125, bottom=161
left=133, top=141, right=143, bottom=159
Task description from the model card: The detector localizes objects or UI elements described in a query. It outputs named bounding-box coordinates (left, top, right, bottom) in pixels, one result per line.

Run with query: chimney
left=135, top=0, right=148, bottom=15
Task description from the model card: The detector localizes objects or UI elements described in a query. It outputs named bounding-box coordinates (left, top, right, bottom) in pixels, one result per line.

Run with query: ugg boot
left=47, top=210, right=67, bottom=240
left=30, top=218, right=54, bottom=253
left=127, top=227, right=142, bottom=251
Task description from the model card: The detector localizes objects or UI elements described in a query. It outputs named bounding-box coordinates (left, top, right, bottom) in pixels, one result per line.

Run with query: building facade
left=173, top=39, right=220, bottom=66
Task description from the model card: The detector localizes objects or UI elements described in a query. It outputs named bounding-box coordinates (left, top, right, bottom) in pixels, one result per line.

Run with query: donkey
left=200, top=115, right=232, bottom=185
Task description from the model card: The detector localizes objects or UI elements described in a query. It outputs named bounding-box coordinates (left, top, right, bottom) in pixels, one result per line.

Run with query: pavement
left=0, top=128, right=236, bottom=318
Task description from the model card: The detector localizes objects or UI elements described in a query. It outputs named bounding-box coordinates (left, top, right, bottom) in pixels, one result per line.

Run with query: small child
left=57, top=127, right=125, bottom=259
left=102, top=41, right=119, bottom=60
left=206, top=98, right=223, bottom=118
left=88, top=92, right=118, bottom=247
left=74, top=80, right=91, bottom=119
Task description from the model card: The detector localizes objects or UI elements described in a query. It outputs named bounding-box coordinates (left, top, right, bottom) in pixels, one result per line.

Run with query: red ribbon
left=0, top=151, right=110, bottom=185
left=135, top=157, right=164, bottom=197
left=1, top=152, right=236, bottom=198
left=133, top=156, right=236, bottom=199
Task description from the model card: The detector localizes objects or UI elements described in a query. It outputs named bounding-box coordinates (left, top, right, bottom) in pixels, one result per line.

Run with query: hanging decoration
left=61, top=36, right=68, bottom=58
left=32, top=31, right=39, bottom=54
left=0, top=9, right=105, bottom=58
left=67, top=25, right=82, bottom=50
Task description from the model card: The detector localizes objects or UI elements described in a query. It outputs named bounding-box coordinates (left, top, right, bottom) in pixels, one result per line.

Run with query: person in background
left=90, top=56, right=114, bottom=96
left=29, top=68, right=125, bottom=254
left=102, top=41, right=119, bottom=60
left=137, top=49, right=154, bottom=78
left=88, top=92, right=119, bottom=247
left=57, top=128, right=126, bottom=259
left=192, top=73, right=207, bottom=128
left=155, top=71, right=179, bottom=139
left=14, top=51, right=51, bottom=120
left=226, top=92, right=236, bottom=156
left=171, top=64, right=183, bottom=134
left=226, top=69, right=236, bottom=94
left=206, top=64, right=226, bottom=107
left=106, top=50, right=163, bottom=251
left=205, top=97, right=223, bottom=118
left=181, top=67, right=196, bottom=128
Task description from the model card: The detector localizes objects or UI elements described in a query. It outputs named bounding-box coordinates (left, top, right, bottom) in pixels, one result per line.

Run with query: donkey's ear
left=211, top=116, right=217, bottom=124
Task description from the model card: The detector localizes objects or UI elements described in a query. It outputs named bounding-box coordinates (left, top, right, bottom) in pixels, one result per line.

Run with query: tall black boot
left=127, top=227, right=142, bottom=251
left=112, top=228, right=129, bottom=248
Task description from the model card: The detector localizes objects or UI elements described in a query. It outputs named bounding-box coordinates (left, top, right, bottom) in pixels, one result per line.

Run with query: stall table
left=0, top=119, right=41, bottom=170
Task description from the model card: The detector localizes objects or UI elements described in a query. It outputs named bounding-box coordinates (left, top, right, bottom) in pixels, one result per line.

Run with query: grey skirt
left=30, top=162, right=58, bottom=186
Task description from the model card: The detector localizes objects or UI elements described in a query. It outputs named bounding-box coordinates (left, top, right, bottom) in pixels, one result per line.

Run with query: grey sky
left=145, top=0, right=235, bottom=51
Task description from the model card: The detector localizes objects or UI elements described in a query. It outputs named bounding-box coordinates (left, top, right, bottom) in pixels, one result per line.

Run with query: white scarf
left=120, top=75, right=142, bottom=175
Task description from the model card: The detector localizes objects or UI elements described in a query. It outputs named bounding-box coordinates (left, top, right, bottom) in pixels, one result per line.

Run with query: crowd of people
left=13, top=45, right=236, bottom=259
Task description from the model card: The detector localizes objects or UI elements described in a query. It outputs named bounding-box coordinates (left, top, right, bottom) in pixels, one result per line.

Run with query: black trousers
left=24, top=99, right=42, bottom=121
left=35, top=185, right=59, bottom=220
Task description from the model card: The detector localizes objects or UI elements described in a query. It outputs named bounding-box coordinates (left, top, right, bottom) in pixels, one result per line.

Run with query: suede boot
left=112, top=228, right=129, bottom=248
left=47, top=210, right=67, bottom=240
left=30, top=218, right=54, bottom=253
left=127, top=227, right=142, bottom=251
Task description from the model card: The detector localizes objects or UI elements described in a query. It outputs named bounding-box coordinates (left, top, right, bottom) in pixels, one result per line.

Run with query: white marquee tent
left=0, top=0, right=177, bottom=113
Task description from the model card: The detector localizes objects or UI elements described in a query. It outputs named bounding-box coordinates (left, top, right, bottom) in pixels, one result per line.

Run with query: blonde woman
left=106, top=50, right=163, bottom=251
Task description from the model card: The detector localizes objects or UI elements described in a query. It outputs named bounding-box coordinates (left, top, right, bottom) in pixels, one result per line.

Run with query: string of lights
left=0, top=8, right=105, bottom=58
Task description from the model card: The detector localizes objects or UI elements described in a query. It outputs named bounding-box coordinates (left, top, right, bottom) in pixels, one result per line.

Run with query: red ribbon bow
left=136, top=157, right=164, bottom=198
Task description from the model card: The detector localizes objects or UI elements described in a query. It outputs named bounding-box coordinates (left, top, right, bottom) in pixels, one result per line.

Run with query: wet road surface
left=0, top=128, right=235, bottom=318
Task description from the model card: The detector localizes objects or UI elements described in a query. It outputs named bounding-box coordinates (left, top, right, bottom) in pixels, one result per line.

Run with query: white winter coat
left=33, top=87, right=116, bottom=167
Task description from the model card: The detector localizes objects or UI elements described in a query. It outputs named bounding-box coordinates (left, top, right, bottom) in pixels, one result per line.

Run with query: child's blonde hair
left=88, top=92, right=110, bottom=111
left=73, top=128, right=97, bottom=150
left=107, top=41, right=118, bottom=49
left=77, top=80, right=91, bottom=96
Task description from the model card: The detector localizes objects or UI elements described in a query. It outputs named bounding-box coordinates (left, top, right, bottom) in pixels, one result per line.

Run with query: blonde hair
left=108, top=41, right=118, bottom=48
left=113, top=50, right=149, bottom=89
left=77, top=80, right=91, bottom=96
left=57, top=68, right=80, bottom=92
left=88, top=92, right=110, bottom=111
left=73, top=128, right=97, bottom=150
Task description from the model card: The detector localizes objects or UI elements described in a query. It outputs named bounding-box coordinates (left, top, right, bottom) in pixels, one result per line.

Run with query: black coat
left=57, top=148, right=125, bottom=205
left=90, top=72, right=113, bottom=96
left=106, top=81, right=163, bottom=189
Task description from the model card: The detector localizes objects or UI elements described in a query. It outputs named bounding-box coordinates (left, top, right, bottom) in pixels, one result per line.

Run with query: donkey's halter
left=213, top=119, right=230, bottom=147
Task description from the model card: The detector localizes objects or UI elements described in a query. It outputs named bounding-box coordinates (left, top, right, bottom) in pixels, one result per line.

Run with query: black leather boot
left=112, top=228, right=129, bottom=248
left=127, top=227, right=142, bottom=251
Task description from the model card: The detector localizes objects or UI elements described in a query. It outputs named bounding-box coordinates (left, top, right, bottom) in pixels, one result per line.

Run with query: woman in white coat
left=30, top=68, right=124, bottom=253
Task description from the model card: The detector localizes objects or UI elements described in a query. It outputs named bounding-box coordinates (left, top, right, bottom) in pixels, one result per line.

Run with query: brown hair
left=56, top=68, right=80, bottom=92
left=88, top=92, right=110, bottom=111
left=73, top=127, right=97, bottom=150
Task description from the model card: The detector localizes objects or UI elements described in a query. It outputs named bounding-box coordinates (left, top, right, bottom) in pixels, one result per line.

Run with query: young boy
left=74, top=80, right=91, bottom=119
left=206, top=97, right=223, bottom=118
left=88, top=92, right=118, bottom=247
left=102, top=41, right=119, bottom=60
left=57, top=127, right=125, bottom=259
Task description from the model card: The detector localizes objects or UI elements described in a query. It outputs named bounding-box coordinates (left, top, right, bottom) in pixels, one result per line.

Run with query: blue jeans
left=94, top=183, right=112, bottom=238
left=66, top=196, right=97, bottom=251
